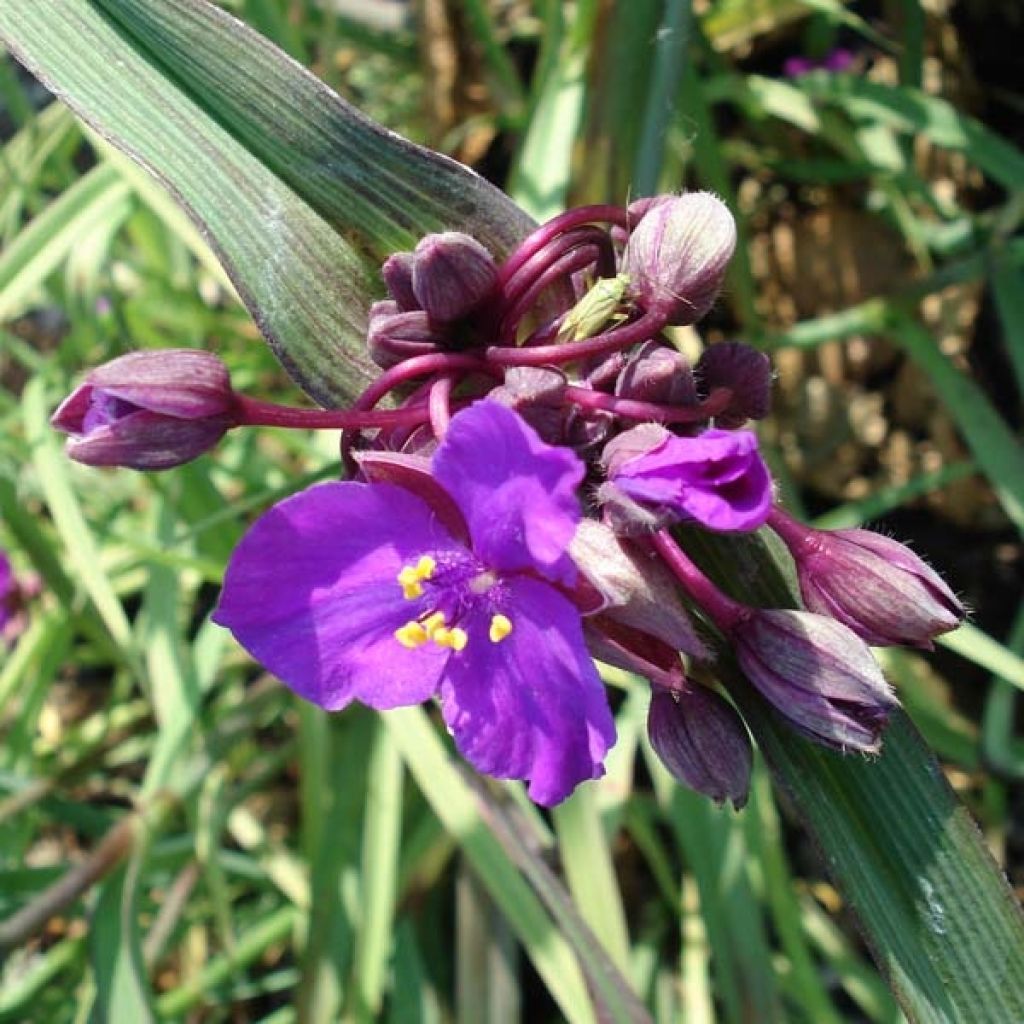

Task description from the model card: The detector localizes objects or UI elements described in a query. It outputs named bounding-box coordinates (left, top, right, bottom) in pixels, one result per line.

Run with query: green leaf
left=0, top=0, right=532, bottom=405
left=684, top=529, right=1024, bottom=1023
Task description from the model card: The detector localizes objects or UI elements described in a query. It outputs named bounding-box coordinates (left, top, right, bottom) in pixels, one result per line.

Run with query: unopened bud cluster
left=51, top=192, right=965, bottom=809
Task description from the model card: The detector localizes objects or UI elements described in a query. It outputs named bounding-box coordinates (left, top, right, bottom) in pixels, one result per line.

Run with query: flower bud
left=569, top=519, right=707, bottom=658
left=623, top=192, right=737, bottom=325
left=648, top=686, right=752, bottom=808
left=381, top=251, right=418, bottom=310
left=770, top=512, right=965, bottom=649
left=615, top=340, right=698, bottom=406
left=732, top=609, right=897, bottom=752
left=696, top=342, right=772, bottom=427
left=602, top=425, right=772, bottom=532
left=51, top=349, right=236, bottom=470
left=411, top=232, right=499, bottom=323
left=367, top=300, right=444, bottom=368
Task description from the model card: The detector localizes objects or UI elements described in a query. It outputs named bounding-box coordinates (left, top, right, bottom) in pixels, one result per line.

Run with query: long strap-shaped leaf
left=0, top=0, right=532, bottom=407
left=683, top=529, right=1024, bottom=1022
left=4, top=3, right=1024, bottom=1021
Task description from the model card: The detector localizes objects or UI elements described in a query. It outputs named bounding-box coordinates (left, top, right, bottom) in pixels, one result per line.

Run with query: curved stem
left=352, top=353, right=499, bottom=413
left=564, top=385, right=733, bottom=425
left=496, top=244, right=602, bottom=344
left=486, top=310, right=665, bottom=368
left=647, top=530, right=744, bottom=631
left=497, top=204, right=629, bottom=288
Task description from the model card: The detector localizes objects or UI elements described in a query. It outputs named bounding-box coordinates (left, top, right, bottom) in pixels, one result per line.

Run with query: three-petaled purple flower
left=214, top=400, right=616, bottom=805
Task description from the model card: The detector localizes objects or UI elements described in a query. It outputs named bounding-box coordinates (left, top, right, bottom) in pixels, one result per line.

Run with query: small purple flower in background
left=783, top=48, right=855, bottom=78
left=52, top=349, right=238, bottom=470
left=601, top=424, right=773, bottom=533
left=214, top=400, right=616, bottom=806
left=0, top=551, right=16, bottom=633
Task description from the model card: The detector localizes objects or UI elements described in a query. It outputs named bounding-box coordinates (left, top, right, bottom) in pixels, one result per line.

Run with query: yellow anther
left=434, top=626, right=468, bottom=652
left=421, top=611, right=447, bottom=638
left=395, top=621, right=428, bottom=648
left=489, top=614, right=513, bottom=643
left=397, top=557, right=437, bottom=600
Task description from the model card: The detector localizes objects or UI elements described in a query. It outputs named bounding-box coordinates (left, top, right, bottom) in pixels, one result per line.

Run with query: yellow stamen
left=397, top=556, right=437, bottom=600
left=421, top=611, right=447, bottom=638
left=489, top=614, right=513, bottom=643
left=395, top=621, right=428, bottom=648
left=434, top=626, right=468, bottom=651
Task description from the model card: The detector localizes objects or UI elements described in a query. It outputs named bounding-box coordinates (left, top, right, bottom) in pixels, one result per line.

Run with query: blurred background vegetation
left=1, top=0, right=1023, bottom=1020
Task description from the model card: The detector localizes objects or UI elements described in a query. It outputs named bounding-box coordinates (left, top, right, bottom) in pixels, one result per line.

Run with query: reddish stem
left=351, top=353, right=499, bottom=413
left=496, top=244, right=602, bottom=344
left=486, top=310, right=666, bottom=368
left=647, top=530, right=745, bottom=632
left=563, top=385, right=734, bottom=425
left=498, top=205, right=629, bottom=288
left=233, top=395, right=433, bottom=431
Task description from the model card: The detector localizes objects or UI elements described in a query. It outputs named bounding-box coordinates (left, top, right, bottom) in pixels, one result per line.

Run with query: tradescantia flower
left=600, top=424, right=773, bottom=533
left=214, top=400, right=616, bottom=805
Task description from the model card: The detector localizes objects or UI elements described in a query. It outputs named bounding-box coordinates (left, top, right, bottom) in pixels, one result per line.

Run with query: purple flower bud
left=367, top=300, right=444, bottom=369
left=51, top=349, right=236, bottom=470
left=616, top=340, right=698, bottom=406
left=381, top=251, right=418, bottom=311
left=603, top=425, right=773, bottom=532
left=489, top=367, right=567, bottom=444
left=623, top=192, right=737, bottom=326
left=411, top=232, right=499, bottom=323
left=732, top=609, right=897, bottom=752
left=769, top=511, right=965, bottom=649
left=696, top=342, right=772, bottom=427
left=647, top=687, right=752, bottom=808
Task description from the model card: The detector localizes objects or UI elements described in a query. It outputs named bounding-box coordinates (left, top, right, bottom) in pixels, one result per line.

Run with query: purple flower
left=783, top=48, right=855, bottom=78
left=0, top=551, right=15, bottom=633
left=214, top=400, right=616, bottom=806
left=769, top=511, right=964, bottom=649
left=602, top=425, right=773, bottom=532
left=52, top=350, right=237, bottom=470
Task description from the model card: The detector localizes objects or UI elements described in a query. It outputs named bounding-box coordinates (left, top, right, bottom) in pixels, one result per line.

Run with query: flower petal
left=439, top=577, right=615, bottom=805
left=432, top=401, right=584, bottom=585
left=214, top=481, right=462, bottom=710
left=612, top=428, right=772, bottom=531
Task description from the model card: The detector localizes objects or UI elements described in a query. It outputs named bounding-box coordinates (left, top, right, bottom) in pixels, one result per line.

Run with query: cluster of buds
left=51, top=192, right=965, bottom=808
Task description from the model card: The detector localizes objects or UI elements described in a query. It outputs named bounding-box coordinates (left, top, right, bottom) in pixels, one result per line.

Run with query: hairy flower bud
left=411, top=231, right=499, bottom=323
left=732, top=609, right=897, bottom=752
left=367, top=300, right=444, bottom=368
left=648, top=686, right=752, bottom=808
left=623, top=192, right=737, bottom=325
left=696, top=342, right=772, bottom=427
left=616, top=340, right=698, bottom=406
left=381, top=251, right=418, bottom=311
left=769, top=511, right=965, bottom=649
left=52, top=349, right=236, bottom=470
